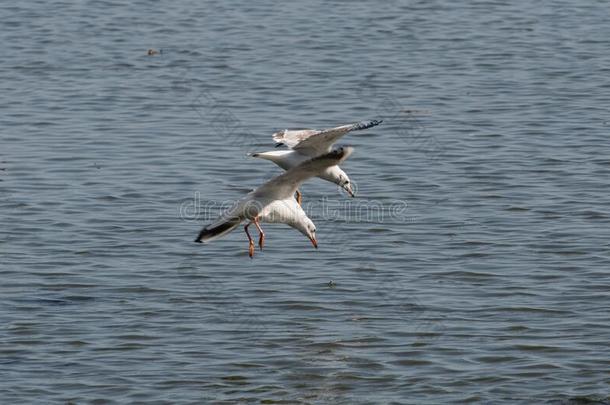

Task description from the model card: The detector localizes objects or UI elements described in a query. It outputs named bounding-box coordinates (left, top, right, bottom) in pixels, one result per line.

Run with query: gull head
left=332, top=145, right=354, bottom=161
left=336, top=171, right=355, bottom=197
left=341, top=179, right=355, bottom=197
left=295, top=216, right=317, bottom=249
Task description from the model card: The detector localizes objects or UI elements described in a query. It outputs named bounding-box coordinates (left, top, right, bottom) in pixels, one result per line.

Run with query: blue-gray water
left=2, top=1, right=610, bottom=403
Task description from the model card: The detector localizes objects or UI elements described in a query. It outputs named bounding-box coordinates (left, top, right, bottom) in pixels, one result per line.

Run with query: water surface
left=1, top=1, right=610, bottom=403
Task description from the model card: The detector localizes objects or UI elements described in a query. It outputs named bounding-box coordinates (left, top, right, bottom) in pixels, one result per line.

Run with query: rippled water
left=2, top=1, right=610, bottom=403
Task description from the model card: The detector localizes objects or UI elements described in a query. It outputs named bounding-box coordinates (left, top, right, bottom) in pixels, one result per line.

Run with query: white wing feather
left=272, top=120, right=381, bottom=155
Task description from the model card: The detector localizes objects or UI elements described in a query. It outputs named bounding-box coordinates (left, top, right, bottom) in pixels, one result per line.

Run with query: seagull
left=250, top=119, right=381, bottom=204
left=195, top=146, right=354, bottom=258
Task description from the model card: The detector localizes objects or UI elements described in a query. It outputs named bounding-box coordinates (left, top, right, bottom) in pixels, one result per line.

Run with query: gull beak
left=344, top=183, right=355, bottom=198
left=309, top=236, right=318, bottom=249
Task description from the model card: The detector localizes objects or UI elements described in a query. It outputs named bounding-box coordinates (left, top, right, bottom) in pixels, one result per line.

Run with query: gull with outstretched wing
left=250, top=119, right=381, bottom=203
left=195, top=146, right=354, bottom=258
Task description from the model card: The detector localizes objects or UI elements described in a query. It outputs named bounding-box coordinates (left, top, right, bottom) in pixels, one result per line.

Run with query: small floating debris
left=401, top=109, right=431, bottom=116
left=147, top=48, right=162, bottom=56
left=328, top=280, right=336, bottom=288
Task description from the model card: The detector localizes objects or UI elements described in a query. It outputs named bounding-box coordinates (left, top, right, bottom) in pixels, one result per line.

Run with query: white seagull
left=250, top=119, right=381, bottom=203
left=195, top=146, right=354, bottom=258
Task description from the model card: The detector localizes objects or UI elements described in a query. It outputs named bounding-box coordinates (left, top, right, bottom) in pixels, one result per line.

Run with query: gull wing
left=195, top=199, right=247, bottom=243
left=253, top=146, right=354, bottom=201
left=272, top=129, right=319, bottom=149
left=272, top=120, right=381, bottom=156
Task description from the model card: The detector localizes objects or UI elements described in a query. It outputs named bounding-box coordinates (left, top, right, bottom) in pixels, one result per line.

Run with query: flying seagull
left=195, top=146, right=354, bottom=258
left=250, top=119, right=381, bottom=204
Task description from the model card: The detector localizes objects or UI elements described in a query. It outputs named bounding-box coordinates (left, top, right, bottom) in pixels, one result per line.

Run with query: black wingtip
left=194, top=218, right=240, bottom=244
left=354, top=119, right=382, bottom=131
left=194, top=230, right=205, bottom=243
left=275, top=143, right=284, bottom=148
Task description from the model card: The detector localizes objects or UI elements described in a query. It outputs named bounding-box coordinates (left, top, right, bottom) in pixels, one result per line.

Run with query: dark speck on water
left=1, top=0, right=610, bottom=403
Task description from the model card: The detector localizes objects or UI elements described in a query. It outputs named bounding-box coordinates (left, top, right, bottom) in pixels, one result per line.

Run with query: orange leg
left=295, top=190, right=302, bottom=206
left=244, top=222, right=255, bottom=258
left=253, top=217, right=265, bottom=250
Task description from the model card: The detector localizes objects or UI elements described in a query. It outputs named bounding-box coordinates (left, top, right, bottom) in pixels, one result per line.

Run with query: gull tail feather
left=195, top=217, right=241, bottom=243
